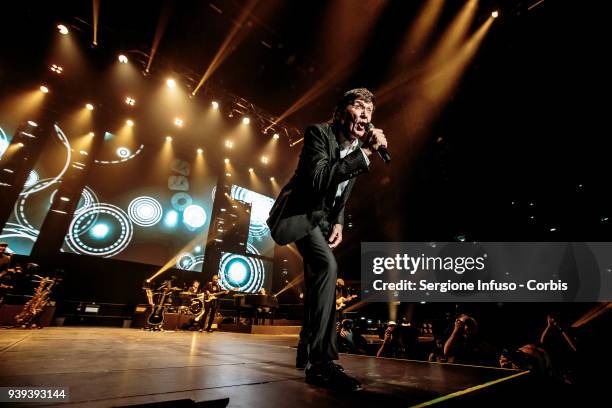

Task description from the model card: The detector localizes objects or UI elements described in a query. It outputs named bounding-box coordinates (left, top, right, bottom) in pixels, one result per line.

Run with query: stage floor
left=0, top=327, right=527, bottom=407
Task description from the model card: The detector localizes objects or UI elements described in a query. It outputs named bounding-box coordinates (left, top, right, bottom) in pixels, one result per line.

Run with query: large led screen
left=59, top=132, right=216, bottom=271
left=230, top=184, right=275, bottom=258
left=0, top=123, right=73, bottom=255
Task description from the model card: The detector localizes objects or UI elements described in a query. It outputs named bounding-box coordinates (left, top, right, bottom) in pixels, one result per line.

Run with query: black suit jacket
left=266, top=123, right=369, bottom=245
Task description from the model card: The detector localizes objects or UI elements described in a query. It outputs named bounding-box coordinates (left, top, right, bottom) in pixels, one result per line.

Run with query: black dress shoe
left=305, top=362, right=362, bottom=391
left=295, top=342, right=308, bottom=369
left=296, top=357, right=307, bottom=370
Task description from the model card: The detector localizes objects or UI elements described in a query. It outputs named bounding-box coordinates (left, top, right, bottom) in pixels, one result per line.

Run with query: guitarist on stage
left=199, top=275, right=223, bottom=332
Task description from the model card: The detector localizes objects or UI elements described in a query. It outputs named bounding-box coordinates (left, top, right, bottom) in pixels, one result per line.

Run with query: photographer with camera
left=443, top=314, right=496, bottom=366
left=337, top=319, right=367, bottom=355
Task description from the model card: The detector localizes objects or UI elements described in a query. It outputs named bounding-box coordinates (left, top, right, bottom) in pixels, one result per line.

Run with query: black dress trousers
left=295, top=223, right=339, bottom=363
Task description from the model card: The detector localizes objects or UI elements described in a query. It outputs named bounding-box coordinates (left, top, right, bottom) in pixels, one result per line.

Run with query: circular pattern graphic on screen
left=176, top=253, right=204, bottom=271
left=230, top=185, right=274, bottom=240
left=171, top=192, right=192, bottom=211
left=116, top=147, right=131, bottom=158
left=218, top=253, right=264, bottom=293
left=65, top=203, right=133, bottom=257
left=128, top=196, right=163, bottom=227
left=24, top=170, right=39, bottom=188
left=182, top=204, right=207, bottom=229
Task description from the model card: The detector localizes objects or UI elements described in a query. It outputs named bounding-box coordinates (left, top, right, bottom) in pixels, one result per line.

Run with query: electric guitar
left=204, top=289, right=231, bottom=303
left=336, top=294, right=357, bottom=311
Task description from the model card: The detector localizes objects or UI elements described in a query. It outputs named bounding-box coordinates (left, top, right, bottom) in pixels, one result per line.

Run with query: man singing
left=267, top=88, right=387, bottom=391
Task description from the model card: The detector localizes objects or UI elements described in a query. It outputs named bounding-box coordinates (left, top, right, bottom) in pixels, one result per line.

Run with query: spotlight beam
left=92, top=0, right=100, bottom=45
left=145, top=1, right=174, bottom=73
left=265, top=1, right=385, bottom=129
left=192, top=0, right=260, bottom=95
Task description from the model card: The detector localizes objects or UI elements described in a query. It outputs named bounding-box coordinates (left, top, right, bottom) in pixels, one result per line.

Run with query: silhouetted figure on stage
left=0, top=242, right=12, bottom=274
left=0, top=242, right=14, bottom=304
left=199, top=275, right=222, bottom=332
left=267, top=88, right=388, bottom=391
left=187, top=280, right=201, bottom=295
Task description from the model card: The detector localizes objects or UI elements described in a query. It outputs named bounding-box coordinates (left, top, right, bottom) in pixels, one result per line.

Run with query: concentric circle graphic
left=171, top=192, right=192, bottom=211
left=218, top=253, right=264, bottom=293
left=128, top=196, right=163, bottom=227
left=116, top=147, right=131, bottom=158
left=175, top=253, right=204, bottom=271
left=65, top=203, right=133, bottom=257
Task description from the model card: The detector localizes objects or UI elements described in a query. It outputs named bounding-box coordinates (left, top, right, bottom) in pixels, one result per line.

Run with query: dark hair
left=333, top=88, right=375, bottom=123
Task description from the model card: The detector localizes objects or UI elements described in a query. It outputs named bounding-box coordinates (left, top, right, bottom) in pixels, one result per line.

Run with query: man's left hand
left=328, top=224, right=343, bottom=249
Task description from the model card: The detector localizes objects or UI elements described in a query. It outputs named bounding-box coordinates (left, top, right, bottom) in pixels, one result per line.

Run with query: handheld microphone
left=365, top=123, right=391, bottom=164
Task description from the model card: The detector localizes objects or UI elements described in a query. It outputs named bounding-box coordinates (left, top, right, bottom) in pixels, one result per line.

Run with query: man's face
left=340, top=98, right=374, bottom=140
left=0, top=246, right=6, bottom=255
left=212, top=275, right=219, bottom=283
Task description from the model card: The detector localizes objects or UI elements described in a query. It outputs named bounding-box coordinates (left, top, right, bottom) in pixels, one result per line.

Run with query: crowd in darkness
left=336, top=309, right=584, bottom=389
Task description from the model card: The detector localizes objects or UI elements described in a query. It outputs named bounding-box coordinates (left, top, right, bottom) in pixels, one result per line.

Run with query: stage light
left=79, top=150, right=88, bottom=155
left=270, top=177, right=275, bottom=181
left=126, top=119, right=134, bottom=127
left=57, top=24, right=69, bottom=35
left=17, top=142, right=24, bottom=147
left=118, top=54, right=128, bottom=64
left=86, top=103, right=94, bottom=111
left=91, top=223, right=109, bottom=238
left=226, top=173, right=232, bottom=177
left=212, top=101, right=219, bottom=109
left=27, top=121, right=38, bottom=127
left=166, top=136, right=172, bottom=142
left=492, top=11, right=499, bottom=18
left=261, top=156, right=268, bottom=164
left=197, top=148, right=203, bottom=154
left=125, top=97, right=136, bottom=106
left=39, top=85, right=49, bottom=94
left=164, top=210, right=179, bottom=227
left=50, top=64, right=63, bottom=74
left=60, top=196, right=70, bottom=202
left=273, top=133, right=280, bottom=139
left=225, top=140, right=233, bottom=148
left=224, top=158, right=229, bottom=164
left=242, top=117, right=250, bottom=125
left=248, top=168, right=254, bottom=173
left=88, top=132, right=95, bottom=136
left=166, top=78, right=176, bottom=88
left=174, top=118, right=184, bottom=127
